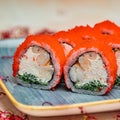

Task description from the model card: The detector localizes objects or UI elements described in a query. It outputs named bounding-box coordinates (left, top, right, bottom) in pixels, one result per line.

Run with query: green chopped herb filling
left=114, top=75, right=120, bottom=86
left=75, top=80, right=107, bottom=92
left=18, top=72, right=48, bottom=85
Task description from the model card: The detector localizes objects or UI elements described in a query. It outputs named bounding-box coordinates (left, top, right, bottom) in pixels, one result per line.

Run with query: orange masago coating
left=93, top=20, right=120, bottom=36
left=70, top=25, right=95, bottom=39
left=71, top=25, right=102, bottom=46
left=64, top=39, right=117, bottom=95
left=13, top=35, right=65, bottom=89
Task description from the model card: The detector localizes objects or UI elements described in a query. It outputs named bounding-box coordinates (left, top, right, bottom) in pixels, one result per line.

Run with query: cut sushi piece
left=64, top=40, right=117, bottom=95
left=93, top=20, right=120, bottom=36
left=13, top=35, right=65, bottom=89
left=93, top=20, right=120, bottom=88
left=99, top=36, right=120, bottom=88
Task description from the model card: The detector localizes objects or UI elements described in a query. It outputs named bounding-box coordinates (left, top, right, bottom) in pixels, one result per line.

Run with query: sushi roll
left=109, top=37, right=120, bottom=88
left=97, top=35, right=120, bottom=88
left=63, top=40, right=117, bottom=95
left=13, top=35, right=65, bottom=90
left=93, top=20, right=120, bottom=88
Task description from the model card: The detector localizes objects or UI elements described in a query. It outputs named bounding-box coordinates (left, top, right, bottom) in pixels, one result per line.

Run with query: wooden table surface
left=0, top=0, right=120, bottom=119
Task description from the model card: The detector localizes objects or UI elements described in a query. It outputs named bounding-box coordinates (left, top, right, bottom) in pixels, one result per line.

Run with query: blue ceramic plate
left=0, top=38, right=120, bottom=116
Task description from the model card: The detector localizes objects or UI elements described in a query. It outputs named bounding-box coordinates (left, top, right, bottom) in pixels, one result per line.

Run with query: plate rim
left=1, top=79, right=120, bottom=111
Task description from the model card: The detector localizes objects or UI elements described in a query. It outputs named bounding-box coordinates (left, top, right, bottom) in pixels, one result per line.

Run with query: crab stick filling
left=18, top=46, right=54, bottom=85
left=69, top=52, right=108, bottom=92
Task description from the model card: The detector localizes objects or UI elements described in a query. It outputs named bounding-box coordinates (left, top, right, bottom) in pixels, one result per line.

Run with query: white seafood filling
left=69, top=52, right=108, bottom=86
left=115, top=50, right=120, bottom=76
left=18, top=46, right=54, bottom=83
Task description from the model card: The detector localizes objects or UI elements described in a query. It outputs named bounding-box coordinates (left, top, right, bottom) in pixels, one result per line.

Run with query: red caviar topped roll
left=95, top=35, right=120, bottom=88
left=63, top=39, right=117, bottom=95
left=13, top=35, right=65, bottom=90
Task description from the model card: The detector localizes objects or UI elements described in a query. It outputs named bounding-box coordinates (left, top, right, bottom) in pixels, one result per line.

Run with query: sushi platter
left=0, top=30, right=120, bottom=116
